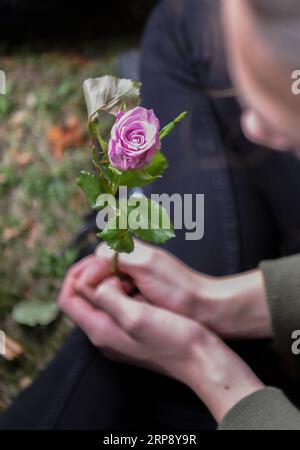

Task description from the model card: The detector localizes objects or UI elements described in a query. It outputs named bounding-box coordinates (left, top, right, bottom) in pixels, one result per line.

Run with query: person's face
left=222, top=0, right=300, bottom=156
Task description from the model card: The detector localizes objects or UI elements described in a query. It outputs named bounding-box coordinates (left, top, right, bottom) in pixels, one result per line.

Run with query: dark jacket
left=141, top=0, right=300, bottom=429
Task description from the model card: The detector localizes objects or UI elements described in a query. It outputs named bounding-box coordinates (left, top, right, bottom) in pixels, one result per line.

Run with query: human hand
left=76, top=241, right=273, bottom=339
left=58, top=259, right=211, bottom=384
left=59, top=261, right=264, bottom=423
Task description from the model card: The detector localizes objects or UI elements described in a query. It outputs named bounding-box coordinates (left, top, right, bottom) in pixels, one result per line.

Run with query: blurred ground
left=0, top=40, right=132, bottom=412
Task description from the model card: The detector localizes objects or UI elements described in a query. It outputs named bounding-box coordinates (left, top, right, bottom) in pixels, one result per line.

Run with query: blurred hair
left=249, top=0, right=300, bottom=67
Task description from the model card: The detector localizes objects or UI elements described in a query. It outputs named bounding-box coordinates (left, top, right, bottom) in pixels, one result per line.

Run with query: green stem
left=111, top=173, right=121, bottom=195
left=112, top=251, right=127, bottom=280
left=112, top=251, right=120, bottom=276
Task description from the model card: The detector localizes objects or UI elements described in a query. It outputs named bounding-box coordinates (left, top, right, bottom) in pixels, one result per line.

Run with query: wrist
left=191, top=269, right=272, bottom=339
left=185, top=333, right=265, bottom=423
left=224, top=269, right=272, bottom=338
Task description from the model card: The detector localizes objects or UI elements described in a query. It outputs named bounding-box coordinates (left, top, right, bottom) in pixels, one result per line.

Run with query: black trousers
left=2, top=0, right=300, bottom=430
left=0, top=329, right=216, bottom=430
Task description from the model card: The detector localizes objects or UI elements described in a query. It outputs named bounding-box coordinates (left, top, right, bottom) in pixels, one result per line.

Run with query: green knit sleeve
left=259, top=254, right=300, bottom=352
left=219, top=388, right=300, bottom=430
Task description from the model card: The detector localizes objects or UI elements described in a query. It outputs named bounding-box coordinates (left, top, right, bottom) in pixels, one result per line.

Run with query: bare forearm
left=192, top=269, right=273, bottom=339
left=185, top=335, right=265, bottom=424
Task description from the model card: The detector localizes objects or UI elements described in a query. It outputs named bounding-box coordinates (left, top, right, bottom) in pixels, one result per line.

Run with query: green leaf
left=118, top=170, right=156, bottom=189
left=101, top=162, right=115, bottom=184
left=97, top=196, right=175, bottom=252
left=95, top=125, right=109, bottom=153
left=98, top=201, right=134, bottom=253
left=145, top=152, right=169, bottom=177
left=91, top=152, right=112, bottom=194
left=109, top=165, right=123, bottom=176
left=12, top=300, right=59, bottom=327
left=159, top=111, right=188, bottom=140
left=129, top=198, right=175, bottom=244
left=77, top=171, right=102, bottom=208
left=98, top=226, right=134, bottom=254
left=116, top=153, right=169, bottom=189
left=92, top=147, right=101, bottom=170
left=89, top=121, right=108, bottom=153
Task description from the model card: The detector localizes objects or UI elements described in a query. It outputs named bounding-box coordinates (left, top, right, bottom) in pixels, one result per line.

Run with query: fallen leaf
left=9, top=110, right=29, bottom=128
left=19, top=376, right=32, bottom=389
left=16, top=152, right=33, bottom=166
left=47, top=115, right=85, bottom=159
left=1, top=335, right=24, bottom=361
left=3, top=227, right=21, bottom=241
left=26, top=224, right=41, bottom=249
left=10, top=149, right=33, bottom=166
left=3, top=219, right=32, bottom=241
left=12, top=299, right=60, bottom=326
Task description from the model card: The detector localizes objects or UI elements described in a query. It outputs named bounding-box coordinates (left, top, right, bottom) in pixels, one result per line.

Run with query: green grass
left=0, top=42, right=129, bottom=412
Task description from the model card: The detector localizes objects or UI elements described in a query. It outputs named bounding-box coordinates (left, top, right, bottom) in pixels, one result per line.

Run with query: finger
left=58, top=255, right=97, bottom=308
left=61, top=293, right=131, bottom=349
left=75, top=282, right=98, bottom=305
left=95, top=277, right=148, bottom=336
left=95, top=242, right=115, bottom=260
left=76, top=281, right=144, bottom=307
left=118, top=241, right=154, bottom=277
left=76, top=257, right=113, bottom=288
left=61, top=292, right=97, bottom=331
left=96, top=241, right=155, bottom=281
left=66, top=255, right=98, bottom=287
left=133, top=293, right=147, bottom=303
left=78, top=258, right=137, bottom=295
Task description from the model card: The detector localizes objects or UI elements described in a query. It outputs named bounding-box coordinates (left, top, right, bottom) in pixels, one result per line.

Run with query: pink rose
left=108, top=106, right=161, bottom=170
